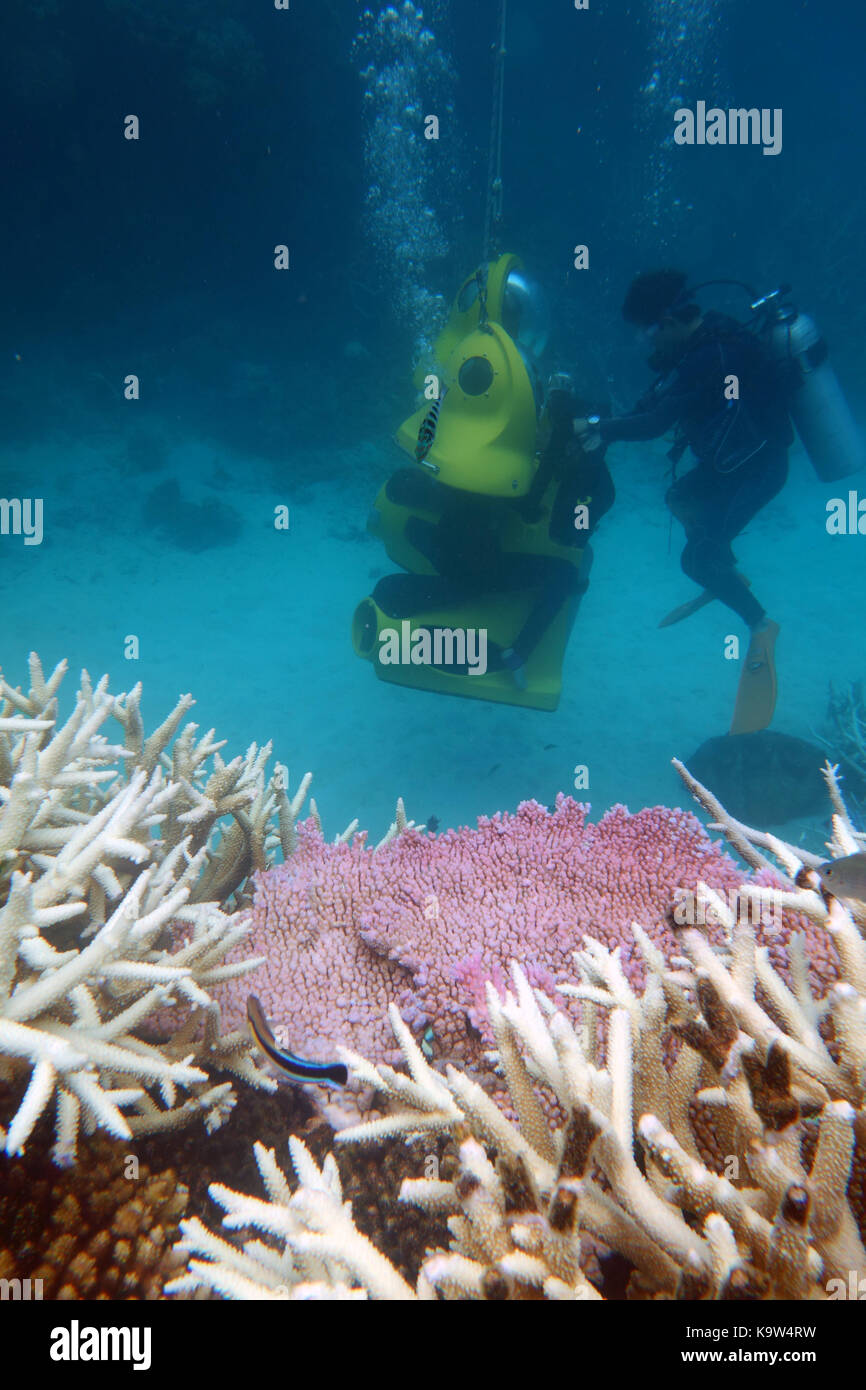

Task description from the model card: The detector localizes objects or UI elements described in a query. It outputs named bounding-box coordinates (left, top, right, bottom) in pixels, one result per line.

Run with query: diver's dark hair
left=621, top=269, right=700, bottom=327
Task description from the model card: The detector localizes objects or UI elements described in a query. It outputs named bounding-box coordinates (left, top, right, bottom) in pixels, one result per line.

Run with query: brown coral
left=0, top=1124, right=188, bottom=1299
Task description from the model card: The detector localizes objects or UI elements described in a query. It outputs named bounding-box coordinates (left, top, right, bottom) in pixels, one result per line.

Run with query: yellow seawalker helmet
left=420, top=252, right=524, bottom=382
left=397, top=321, right=538, bottom=496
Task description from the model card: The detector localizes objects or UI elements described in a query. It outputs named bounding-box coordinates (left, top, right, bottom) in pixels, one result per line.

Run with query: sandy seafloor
left=2, top=420, right=863, bottom=859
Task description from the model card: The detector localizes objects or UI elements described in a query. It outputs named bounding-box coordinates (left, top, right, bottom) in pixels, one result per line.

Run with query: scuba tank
left=752, top=286, right=865, bottom=482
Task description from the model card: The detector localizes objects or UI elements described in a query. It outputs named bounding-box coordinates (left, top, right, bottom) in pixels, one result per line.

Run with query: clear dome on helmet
left=502, top=270, right=550, bottom=358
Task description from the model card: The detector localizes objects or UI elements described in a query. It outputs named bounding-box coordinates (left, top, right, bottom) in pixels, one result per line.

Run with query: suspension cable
left=482, top=0, right=508, bottom=263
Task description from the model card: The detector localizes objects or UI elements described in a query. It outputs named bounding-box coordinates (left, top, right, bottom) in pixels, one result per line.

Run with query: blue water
left=2, top=0, right=864, bottom=844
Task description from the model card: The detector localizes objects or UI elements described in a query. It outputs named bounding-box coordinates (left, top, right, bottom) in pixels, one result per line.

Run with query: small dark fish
left=246, top=995, right=347, bottom=1086
left=818, top=852, right=866, bottom=902
left=426, top=814, right=440, bottom=834
left=415, top=390, right=446, bottom=463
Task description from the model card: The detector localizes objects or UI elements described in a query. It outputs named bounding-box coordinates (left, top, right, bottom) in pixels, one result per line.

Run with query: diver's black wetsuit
left=372, top=413, right=614, bottom=669
left=598, top=312, right=793, bottom=626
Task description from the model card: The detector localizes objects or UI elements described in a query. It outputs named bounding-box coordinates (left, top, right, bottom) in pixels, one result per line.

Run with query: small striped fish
left=246, top=995, right=348, bottom=1086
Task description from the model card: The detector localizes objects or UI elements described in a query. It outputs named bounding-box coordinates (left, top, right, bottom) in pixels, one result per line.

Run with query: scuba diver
left=573, top=269, right=792, bottom=734
left=354, top=255, right=614, bottom=711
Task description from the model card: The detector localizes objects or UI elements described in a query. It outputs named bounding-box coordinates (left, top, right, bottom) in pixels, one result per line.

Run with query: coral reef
left=0, top=653, right=293, bottom=1163
left=216, top=796, right=838, bottom=1115
left=685, top=730, right=864, bottom=826
left=7, top=656, right=862, bottom=1303
left=102, top=0, right=264, bottom=111
left=168, top=1133, right=416, bottom=1300
left=823, top=680, right=866, bottom=790
left=0, top=1126, right=189, bottom=1299
left=135, top=1075, right=445, bottom=1291
left=171, top=765, right=866, bottom=1300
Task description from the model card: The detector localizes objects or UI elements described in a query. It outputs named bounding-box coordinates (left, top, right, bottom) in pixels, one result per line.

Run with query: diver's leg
left=670, top=472, right=758, bottom=623
left=372, top=572, right=469, bottom=617
left=717, top=449, right=788, bottom=555
left=689, top=450, right=786, bottom=731
left=666, top=471, right=754, bottom=615
left=499, top=552, right=589, bottom=679
left=675, top=461, right=767, bottom=625
left=675, top=452, right=787, bottom=628
left=680, top=534, right=766, bottom=627
left=719, top=450, right=787, bottom=732
left=677, top=522, right=780, bottom=731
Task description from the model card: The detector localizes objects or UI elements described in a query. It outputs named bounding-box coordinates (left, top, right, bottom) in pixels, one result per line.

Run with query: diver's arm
left=575, top=372, right=700, bottom=448
left=595, top=390, right=683, bottom=442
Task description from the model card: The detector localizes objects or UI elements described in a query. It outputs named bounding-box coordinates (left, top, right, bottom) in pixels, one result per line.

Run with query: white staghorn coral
left=166, top=1135, right=415, bottom=1301
left=170, top=769, right=866, bottom=1299
left=0, top=653, right=322, bottom=1163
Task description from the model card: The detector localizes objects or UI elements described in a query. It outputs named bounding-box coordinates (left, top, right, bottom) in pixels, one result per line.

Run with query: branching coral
left=167, top=1135, right=415, bottom=1301
left=822, top=681, right=866, bottom=793
left=171, top=765, right=866, bottom=1300
left=0, top=653, right=321, bottom=1163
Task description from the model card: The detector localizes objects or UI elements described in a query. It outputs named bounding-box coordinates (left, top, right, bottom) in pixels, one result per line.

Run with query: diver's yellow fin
left=730, top=621, right=779, bottom=734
